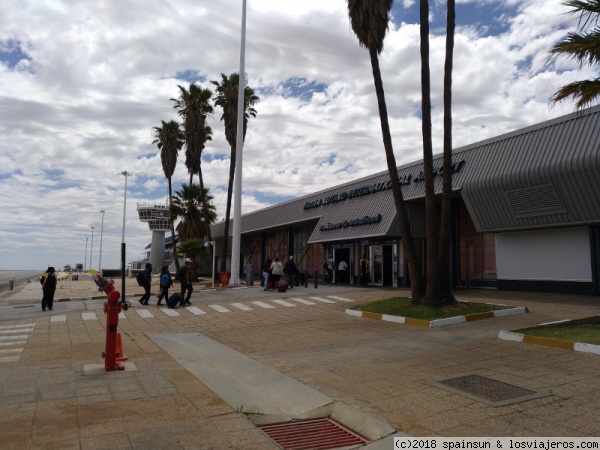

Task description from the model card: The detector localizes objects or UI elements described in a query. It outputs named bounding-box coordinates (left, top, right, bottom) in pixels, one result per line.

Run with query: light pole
left=90, top=226, right=95, bottom=272
left=204, top=241, right=215, bottom=289
left=84, top=237, right=89, bottom=272
left=99, top=210, right=105, bottom=273
left=121, top=171, right=131, bottom=300
left=230, top=0, right=247, bottom=286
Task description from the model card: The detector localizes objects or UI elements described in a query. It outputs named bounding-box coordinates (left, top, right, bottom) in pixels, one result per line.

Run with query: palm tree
left=153, top=119, right=184, bottom=270
left=211, top=72, right=259, bottom=273
left=548, top=0, right=600, bottom=109
left=171, top=83, right=214, bottom=187
left=437, top=0, right=457, bottom=304
left=171, top=183, right=218, bottom=242
left=347, top=0, right=425, bottom=301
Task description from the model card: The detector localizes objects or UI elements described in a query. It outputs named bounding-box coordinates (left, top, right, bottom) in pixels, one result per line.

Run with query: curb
left=498, top=330, right=600, bottom=355
left=345, top=306, right=528, bottom=328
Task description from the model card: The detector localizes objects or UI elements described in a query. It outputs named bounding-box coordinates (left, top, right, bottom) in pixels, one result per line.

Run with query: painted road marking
left=251, top=301, right=275, bottom=309
left=209, top=304, right=230, bottom=313
left=138, top=310, right=154, bottom=318
left=272, top=300, right=296, bottom=307
left=231, top=303, right=253, bottom=311
left=0, top=341, right=26, bottom=346
left=50, top=315, right=67, bottom=322
left=327, top=295, right=353, bottom=302
left=309, top=297, right=335, bottom=304
left=82, top=312, right=97, bottom=321
left=290, top=297, right=316, bottom=305
left=186, top=306, right=207, bottom=315
left=162, top=308, right=180, bottom=317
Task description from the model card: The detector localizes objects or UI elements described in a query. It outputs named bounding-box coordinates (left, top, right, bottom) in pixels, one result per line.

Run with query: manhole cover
left=434, top=374, right=549, bottom=406
left=258, top=417, right=369, bottom=450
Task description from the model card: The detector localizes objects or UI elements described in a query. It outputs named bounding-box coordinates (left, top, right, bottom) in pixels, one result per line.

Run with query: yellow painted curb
left=465, top=311, right=494, bottom=321
left=523, top=335, right=574, bottom=350
left=405, top=317, right=431, bottom=327
left=362, top=311, right=383, bottom=321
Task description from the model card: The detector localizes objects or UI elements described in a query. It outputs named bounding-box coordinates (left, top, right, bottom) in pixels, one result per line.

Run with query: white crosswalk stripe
left=272, top=300, right=296, bottom=307
left=162, top=308, right=180, bottom=316
left=50, top=315, right=67, bottom=322
left=82, top=312, right=97, bottom=321
left=231, top=303, right=253, bottom=311
left=209, top=304, right=230, bottom=313
left=290, top=297, right=316, bottom=305
left=251, top=301, right=275, bottom=309
left=186, top=306, right=207, bottom=315
left=327, top=295, right=353, bottom=303
left=137, top=310, right=154, bottom=318
left=0, top=322, right=34, bottom=364
left=309, top=296, right=336, bottom=304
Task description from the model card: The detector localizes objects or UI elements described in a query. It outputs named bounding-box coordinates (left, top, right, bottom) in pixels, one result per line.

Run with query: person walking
left=40, top=266, right=58, bottom=311
left=283, top=256, right=298, bottom=289
left=337, top=260, right=348, bottom=284
left=360, top=254, right=369, bottom=286
left=326, top=256, right=334, bottom=285
left=156, top=265, right=173, bottom=306
left=138, top=263, right=153, bottom=305
left=180, top=258, right=194, bottom=305
left=263, top=258, right=272, bottom=292
left=269, top=257, right=283, bottom=291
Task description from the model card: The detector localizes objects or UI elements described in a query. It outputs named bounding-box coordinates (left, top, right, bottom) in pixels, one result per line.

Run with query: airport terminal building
left=210, top=106, right=600, bottom=295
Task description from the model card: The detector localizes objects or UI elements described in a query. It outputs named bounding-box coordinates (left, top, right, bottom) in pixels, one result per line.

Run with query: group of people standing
left=138, top=257, right=194, bottom=308
left=262, top=256, right=298, bottom=291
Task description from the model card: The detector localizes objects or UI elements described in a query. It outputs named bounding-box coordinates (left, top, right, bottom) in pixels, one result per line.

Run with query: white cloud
left=0, top=0, right=590, bottom=270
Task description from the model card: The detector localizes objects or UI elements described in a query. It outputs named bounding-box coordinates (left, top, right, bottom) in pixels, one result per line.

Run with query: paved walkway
left=0, top=274, right=599, bottom=448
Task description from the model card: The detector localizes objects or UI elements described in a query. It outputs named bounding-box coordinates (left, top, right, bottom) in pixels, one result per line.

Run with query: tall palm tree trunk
left=368, top=45, right=425, bottom=301
left=419, top=0, right=443, bottom=305
left=438, top=0, right=456, bottom=303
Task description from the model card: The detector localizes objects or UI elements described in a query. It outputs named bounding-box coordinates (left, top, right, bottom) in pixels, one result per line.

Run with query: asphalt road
left=0, top=271, right=42, bottom=293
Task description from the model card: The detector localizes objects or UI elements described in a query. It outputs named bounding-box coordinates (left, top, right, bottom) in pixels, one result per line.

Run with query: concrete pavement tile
left=79, top=432, right=131, bottom=449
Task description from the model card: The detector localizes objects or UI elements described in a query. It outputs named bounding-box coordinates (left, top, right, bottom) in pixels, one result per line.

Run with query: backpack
left=160, top=272, right=171, bottom=287
left=175, top=266, right=186, bottom=282
left=136, top=271, right=146, bottom=286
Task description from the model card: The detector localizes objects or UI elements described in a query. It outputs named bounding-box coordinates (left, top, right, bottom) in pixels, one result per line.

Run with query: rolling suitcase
left=167, top=293, right=183, bottom=309
left=277, top=279, right=287, bottom=292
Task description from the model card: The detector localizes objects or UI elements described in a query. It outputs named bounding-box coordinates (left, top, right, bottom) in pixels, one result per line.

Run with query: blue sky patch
left=0, top=39, right=31, bottom=70
left=172, top=70, right=206, bottom=83
left=391, top=1, right=517, bottom=37
left=254, top=191, right=294, bottom=205
left=281, top=78, right=327, bottom=102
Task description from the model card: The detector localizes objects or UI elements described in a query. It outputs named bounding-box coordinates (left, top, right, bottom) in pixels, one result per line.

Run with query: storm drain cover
left=258, top=417, right=369, bottom=450
left=434, top=374, right=549, bottom=406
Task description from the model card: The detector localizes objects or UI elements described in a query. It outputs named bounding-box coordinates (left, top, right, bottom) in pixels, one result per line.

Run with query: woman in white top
left=270, top=257, right=284, bottom=290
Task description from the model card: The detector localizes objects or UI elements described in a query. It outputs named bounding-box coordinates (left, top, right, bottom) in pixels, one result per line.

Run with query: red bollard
left=94, top=274, right=125, bottom=371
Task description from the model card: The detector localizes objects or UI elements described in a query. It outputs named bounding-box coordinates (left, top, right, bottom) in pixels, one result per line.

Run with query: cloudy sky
left=0, top=0, right=591, bottom=271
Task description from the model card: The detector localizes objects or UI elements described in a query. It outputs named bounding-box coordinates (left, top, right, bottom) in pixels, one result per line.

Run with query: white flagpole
left=229, top=0, right=247, bottom=286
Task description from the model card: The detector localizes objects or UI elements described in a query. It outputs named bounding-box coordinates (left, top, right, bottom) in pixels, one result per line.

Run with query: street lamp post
left=205, top=241, right=215, bottom=289
left=121, top=171, right=131, bottom=300
left=84, top=237, right=89, bottom=272
left=99, top=210, right=105, bottom=273
left=90, top=227, right=95, bottom=272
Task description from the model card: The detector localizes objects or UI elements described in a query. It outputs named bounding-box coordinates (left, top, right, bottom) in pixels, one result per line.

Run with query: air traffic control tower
left=137, top=203, right=170, bottom=270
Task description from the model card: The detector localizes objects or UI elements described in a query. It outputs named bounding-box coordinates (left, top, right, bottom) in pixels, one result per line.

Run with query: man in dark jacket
left=180, top=258, right=194, bottom=305
left=138, top=263, right=152, bottom=305
left=40, top=266, right=57, bottom=311
left=283, top=256, right=298, bottom=289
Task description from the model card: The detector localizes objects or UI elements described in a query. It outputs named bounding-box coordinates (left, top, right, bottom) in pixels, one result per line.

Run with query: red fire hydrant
left=93, top=274, right=126, bottom=371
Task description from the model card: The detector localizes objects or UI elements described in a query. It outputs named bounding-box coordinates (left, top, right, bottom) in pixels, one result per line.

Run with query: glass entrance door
left=369, top=245, right=383, bottom=286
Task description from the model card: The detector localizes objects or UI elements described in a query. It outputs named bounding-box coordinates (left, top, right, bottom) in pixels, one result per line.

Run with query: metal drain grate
left=258, top=417, right=369, bottom=450
left=435, top=374, right=548, bottom=406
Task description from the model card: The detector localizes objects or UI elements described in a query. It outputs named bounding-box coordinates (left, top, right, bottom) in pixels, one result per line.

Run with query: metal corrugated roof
left=211, top=105, right=600, bottom=240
